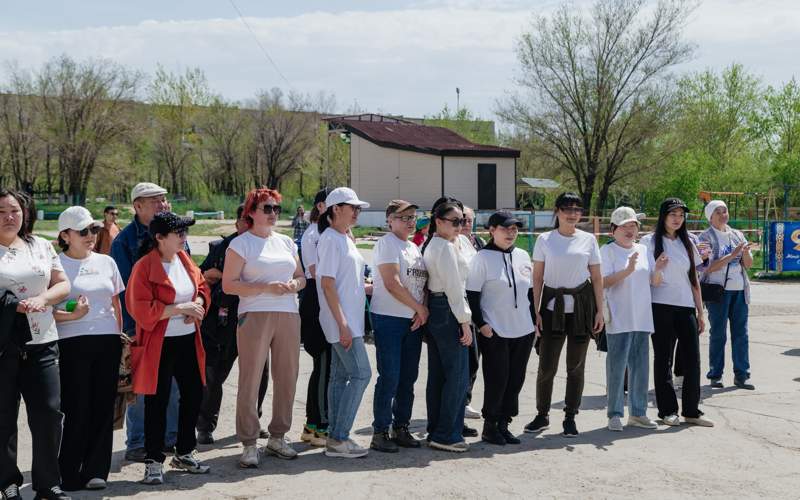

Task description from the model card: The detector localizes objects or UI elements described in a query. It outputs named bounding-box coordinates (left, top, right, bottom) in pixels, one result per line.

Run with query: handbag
left=701, top=262, right=730, bottom=303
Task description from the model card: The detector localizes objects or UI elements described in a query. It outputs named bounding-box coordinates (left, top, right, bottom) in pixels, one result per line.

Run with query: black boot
left=498, top=418, right=520, bottom=444
left=462, top=424, right=478, bottom=438
left=392, top=425, right=421, bottom=448
left=481, top=420, right=506, bottom=446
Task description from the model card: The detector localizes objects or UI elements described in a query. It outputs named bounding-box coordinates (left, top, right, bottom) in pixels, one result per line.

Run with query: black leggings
left=300, top=280, right=330, bottom=430
left=651, top=303, right=701, bottom=418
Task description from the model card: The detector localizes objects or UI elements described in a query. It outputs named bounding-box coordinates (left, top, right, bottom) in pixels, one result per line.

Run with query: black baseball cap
left=659, top=198, right=688, bottom=217
left=149, top=211, right=195, bottom=236
left=485, top=210, right=523, bottom=229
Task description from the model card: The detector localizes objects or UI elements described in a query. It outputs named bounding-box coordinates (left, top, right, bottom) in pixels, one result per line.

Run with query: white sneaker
left=429, top=440, right=469, bottom=453
left=239, top=444, right=260, bottom=468
left=85, top=478, right=107, bottom=490
left=464, top=405, right=481, bottom=419
left=170, top=450, right=210, bottom=474
left=627, top=415, right=658, bottom=429
left=141, top=460, right=163, bottom=485
left=607, top=416, right=623, bottom=432
left=265, top=436, right=298, bottom=460
left=684, top=415, right=715, bottom=427
left=662, top=414, right=681, bottom=426
left=325, top=437, right=369, bottom=458
left=674, top=376, right=684, bottom=390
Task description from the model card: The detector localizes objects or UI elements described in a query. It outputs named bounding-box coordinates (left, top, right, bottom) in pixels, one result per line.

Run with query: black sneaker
left=462, top=424, right=478, bottom=438
left=498, top=420, right=521, bottom=444
left=481, top=421, right=506, bottom=446
left=2, top=484, right=20, bottom=500
left=370, top=431, right=399, bottom=453
left=734, top=378, right=755, bottom=390
left=124, top=447, right=147, bottom=463
left=709, top=378, right=724, bottom=388
left=392, top=425, right=421, bottom=448
left=562, top=418, right=579, bottom=437
left=197, top=430, right=214, bottom=445
left=33, top=486, right=71, bottom=500
left=523, top=414, right=550, bottom=433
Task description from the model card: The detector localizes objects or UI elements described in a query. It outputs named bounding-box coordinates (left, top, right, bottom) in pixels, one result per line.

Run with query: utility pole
left=456, top=87, right=460, bottom=113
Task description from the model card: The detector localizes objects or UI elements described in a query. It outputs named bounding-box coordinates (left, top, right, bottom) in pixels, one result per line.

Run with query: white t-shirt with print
left=301, top=223, right=320, bottom=280
left=532, top=229, right=601, bottom=313
left=162, top=257, right=196, bottom=337
left=57, top=252, right=124, bottom=339
left=227, top=231, right=299, bottom=314
left=707, top=227, right=745, bottom=291
left=370, top=232, right=428, bottom=319
left=466, top=247, right=535, bottom=338
left=641, top=233, right=703, bottom=308
left=316, top=228, right=366, bottom=344
left=600, top=242, right=654, bottom=334
left=0, top=236, right=63, bottom=344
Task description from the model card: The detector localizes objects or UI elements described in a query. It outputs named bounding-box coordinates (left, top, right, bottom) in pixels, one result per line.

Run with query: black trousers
left=305, top=344, right=332, bottom=429
left=145, top=334, right=203, bottom=463
left=478, top=332, right=534, bottom=421
left=0, top=341, right=63, bottom=493
left=466, top=329, right=480, bottom=406
left=651, top=303, right=701, bottom=418
left=197, top=341, right=269, bottom=434
left=535, top=310, right=591, bottom=417
left=58, top=335, right=122, bottom=490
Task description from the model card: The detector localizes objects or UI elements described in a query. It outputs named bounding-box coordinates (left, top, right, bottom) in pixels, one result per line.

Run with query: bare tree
left=36, top=55, right=141, bottom=204
left=498, top=0, right=694, bottom=213
left=200, top=97, right=249, bottom=195
left=0, top=67, right=44, bottom=191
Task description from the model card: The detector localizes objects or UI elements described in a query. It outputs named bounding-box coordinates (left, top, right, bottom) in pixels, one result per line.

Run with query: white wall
left=443, top=156, right=516, bottom=210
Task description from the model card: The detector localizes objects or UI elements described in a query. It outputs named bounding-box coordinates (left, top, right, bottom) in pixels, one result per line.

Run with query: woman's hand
left=535, top=313, right=543, bottom=336
left=479, top=324, right=493, bottom=338
left=655, top=254, right=669, bottom=272
left=338, top=323, right=353, bottom=350
left=625, top=252, right=638, bottom=273
left=263, top=281, right=292, bottom=295
left=592, top=310, right=604, bottom=334
left=18, top=295, right=47, bottom=313
left=410, top=304, right=429, bottom=331
left=697, top=314, right=705, bottom=334
left=459, top=323, right=472, bottom=346
left=176, top=301, right=205, bottom=321
left=72, top=295, right=90, bottom=320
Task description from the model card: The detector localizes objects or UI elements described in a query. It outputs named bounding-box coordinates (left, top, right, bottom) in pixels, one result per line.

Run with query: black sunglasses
left=261, top=204, right=282, bottom=215
left=74, top=226, right=102, bottom=237
left=441, top=217, right=466, bottom=227
left=560, top=206, right=584, bottom=215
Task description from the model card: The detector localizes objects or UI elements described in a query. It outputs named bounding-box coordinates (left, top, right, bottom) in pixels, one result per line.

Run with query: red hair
left=243, top=187, right=282, bottom=227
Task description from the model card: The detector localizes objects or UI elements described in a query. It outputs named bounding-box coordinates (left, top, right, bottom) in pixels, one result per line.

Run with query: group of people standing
left=0, top=181, right=754, bottom=499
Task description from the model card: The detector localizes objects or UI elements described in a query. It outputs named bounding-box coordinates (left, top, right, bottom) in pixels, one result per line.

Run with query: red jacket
left=126, top=249, right=210, bottom=395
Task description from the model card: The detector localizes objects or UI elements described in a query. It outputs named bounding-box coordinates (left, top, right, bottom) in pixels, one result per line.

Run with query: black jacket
left=0, top=290, right=32, bottom=358
left=199, top=233, right=240, bottom=359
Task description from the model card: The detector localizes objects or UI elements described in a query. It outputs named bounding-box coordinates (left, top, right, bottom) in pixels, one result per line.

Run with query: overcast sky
left=2, top=0, right=799, bottom=119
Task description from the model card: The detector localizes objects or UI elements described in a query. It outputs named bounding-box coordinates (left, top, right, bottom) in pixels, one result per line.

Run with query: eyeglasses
left=441, top=217, right=466, bottom=227
left=392, top=215, right=417, bottom=223
left=338, top=203, right=362, bottom=213
left=560, top=206, right=584, bottom=215
left=260, top=205, right=282, bottom=215
left=74, top=226, right=102, bottom=237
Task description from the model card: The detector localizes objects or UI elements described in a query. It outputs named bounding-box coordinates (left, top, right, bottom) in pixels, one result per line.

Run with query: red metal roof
left=325, top=114, right=520, bottom=158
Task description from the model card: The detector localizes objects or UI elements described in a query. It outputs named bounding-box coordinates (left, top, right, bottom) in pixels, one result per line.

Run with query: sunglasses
left=560, top=206, right=584, bottom=215
left=441, top=217, right=466, bottom=227
left=392, top=215, right=417, bottom=223
left=74, top=226, right=102, bottom=237
left=260, top=205, right=282, bottom=215
left=338, top=203, right=362, bottom=213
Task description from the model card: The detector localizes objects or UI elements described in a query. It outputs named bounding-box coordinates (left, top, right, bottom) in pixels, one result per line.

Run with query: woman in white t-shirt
left=53, top=206, right=124, bottom=491
left=525, top=192, right=604, bottom=438
left=640, top=198, right=713, bottom=428
left=600, top=207, right=662, bottom=433
left=698, top=200, right=754, bottom=390
left=466, top=211, right=534, bottom=446
left=222, top=187, right=306, bottom=468
left=0, top=189, right=71, bottom=500
left=421, top=198, right=474, bottom=453
left=369, top=200, right=428, bottom=453
left=315, top=187, right=372, bottom=458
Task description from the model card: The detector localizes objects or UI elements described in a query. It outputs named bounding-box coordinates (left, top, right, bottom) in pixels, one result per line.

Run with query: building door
left=477, top=163, right=497, bottom=210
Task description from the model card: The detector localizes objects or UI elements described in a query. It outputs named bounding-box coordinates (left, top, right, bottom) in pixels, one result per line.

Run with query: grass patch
left=190, top=254, right=207, bottom=266
left=356, top=243, right=374, bottom=249
left=352, top=226, right=383, bottom=238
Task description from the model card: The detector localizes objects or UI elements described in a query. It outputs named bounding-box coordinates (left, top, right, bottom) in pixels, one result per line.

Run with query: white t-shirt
left=162, top=257, right=196, bottom=337
left=707, top=227, right=745, bottom=291
left=370, top=232, right=428, bottom=319
left=532, top=229, right=601, bottom=313
left=641, top=233, right=703, bottom=308
left=0, top=236, right=63, bottom=344
left=466, top=247, right=535, bottom=338
left=227, top=231, right=299, bottom=314
left=458, top=234, right=478, bottom=266
left=600, top=242, right=654, bottom=334
left=316, top=228, right=366, bottom=344
left=301, top=223, right=320, bottom=279
left=57, top=252, right=124, bottom=339
left=422, top=235, right=472, bottom=324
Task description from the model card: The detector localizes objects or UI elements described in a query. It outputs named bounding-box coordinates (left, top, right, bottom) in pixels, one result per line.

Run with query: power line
left=227, top=0, right=292, bottom=88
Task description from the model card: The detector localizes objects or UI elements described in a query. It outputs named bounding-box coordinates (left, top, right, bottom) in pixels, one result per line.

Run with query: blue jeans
left=328, top=337, right=372, bottom=441
left=425, top=294, right=468, bottom=445
left=706, top=290, right=750, bottom=381
left=126, top=379, right=179, bottom=450
left=605, top=332, right=650, bottom=418
left=371, top=313, right=422, bottom=433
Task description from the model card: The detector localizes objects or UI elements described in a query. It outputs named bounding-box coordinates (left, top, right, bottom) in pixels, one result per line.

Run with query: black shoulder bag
left=701, top=262, right=730, bottom=303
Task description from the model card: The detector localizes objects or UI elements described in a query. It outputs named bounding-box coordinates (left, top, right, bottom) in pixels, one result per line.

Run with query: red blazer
left=126, top=249, right=210, bottom=395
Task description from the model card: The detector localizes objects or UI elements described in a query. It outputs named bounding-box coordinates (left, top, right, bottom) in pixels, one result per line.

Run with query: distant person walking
left=95, top=206, right=121, bottom=255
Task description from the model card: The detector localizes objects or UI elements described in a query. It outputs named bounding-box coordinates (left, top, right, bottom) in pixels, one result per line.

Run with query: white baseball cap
left=704, top=200, right=727, bottom=222
left=610, top=206, right=644, bottom=227
left=130, top=182, right=168, bottom=202
left=324, top=187, right=370, bottom=208
left=58, top=206, right=100, bottom=232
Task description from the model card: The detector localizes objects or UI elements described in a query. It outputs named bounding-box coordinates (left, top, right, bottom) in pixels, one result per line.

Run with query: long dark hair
left=317, top=204, right=342, bottom=235
left=553, top=191, right=583, bottom=229
left=421, top=196, right=464, bottom=255
left=0, top=188, right=34, bottom=243
left=309, top=201, right=324, bottom=223
left=653, top=206, right=698, bottom=288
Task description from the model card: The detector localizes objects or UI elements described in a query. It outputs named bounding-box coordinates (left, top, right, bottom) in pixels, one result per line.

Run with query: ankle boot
left=498, top=418, right=521, bottom=444
left=481, top=420, right=506, bottom=445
